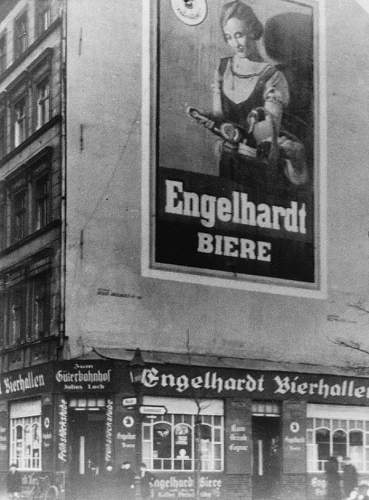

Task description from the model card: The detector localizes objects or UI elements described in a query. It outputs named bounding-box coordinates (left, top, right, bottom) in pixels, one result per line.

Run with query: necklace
left=230, top=58, right=265, bottom=79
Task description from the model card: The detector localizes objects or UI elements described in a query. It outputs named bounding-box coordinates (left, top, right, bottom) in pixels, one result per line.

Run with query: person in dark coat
left=342, top=457, right=358, bottom=499
left=117, top=461, right=135, bottom=499
left=139, top=463, right=155, bottom=499
left=325, top=456, right=341, bottom=500
left=6, top=463, right=22, bottom=499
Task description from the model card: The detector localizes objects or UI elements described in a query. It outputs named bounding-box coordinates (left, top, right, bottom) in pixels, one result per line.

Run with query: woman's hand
left=278, top=136, right=308, bottom=185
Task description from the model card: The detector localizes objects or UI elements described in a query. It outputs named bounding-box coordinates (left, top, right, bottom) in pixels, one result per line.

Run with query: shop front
left=1, top=356, right=369, bottom=500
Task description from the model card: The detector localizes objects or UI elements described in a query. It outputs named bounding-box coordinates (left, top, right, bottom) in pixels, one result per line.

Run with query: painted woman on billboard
left=144, top=0, right=324, bottom=297
left=188, top=0, right=309, bottom=189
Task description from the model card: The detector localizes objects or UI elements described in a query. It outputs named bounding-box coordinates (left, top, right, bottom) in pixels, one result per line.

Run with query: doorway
left=252, top=415, right=282, bottom=500
left=69, top=408, right=105, bottom=500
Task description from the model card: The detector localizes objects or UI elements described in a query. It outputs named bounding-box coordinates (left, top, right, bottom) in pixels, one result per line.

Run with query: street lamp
left=129, top=348, right=145, bottom=500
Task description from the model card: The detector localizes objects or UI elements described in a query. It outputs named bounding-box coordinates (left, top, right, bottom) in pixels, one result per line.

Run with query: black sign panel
left=225, top=399, right=252, bottom=474
left=0, top=364, right=53, bottom=398
left=282, top=401, right=306, bottom=474
left=139, top=364, right=369, bottom=405
left=157, top=168, right=314, bottom=283
left=54, top=360, right=114, bottom=393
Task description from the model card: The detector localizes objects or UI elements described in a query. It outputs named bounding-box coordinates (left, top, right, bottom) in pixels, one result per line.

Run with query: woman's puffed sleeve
left=263, top=70, right=290, bottom=108
left=212, top=68, right=223, bottom=117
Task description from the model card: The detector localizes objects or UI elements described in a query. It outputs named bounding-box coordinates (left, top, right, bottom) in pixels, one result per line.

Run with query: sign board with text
left=225, top=399, right=252, bottom=474
left=282, top=400, right=307, bottom=473
left=54, top=360, right=114, bottom=393
left=142, top=0, right=326, bottom=298
left=139, top=364, right=369, bottom=406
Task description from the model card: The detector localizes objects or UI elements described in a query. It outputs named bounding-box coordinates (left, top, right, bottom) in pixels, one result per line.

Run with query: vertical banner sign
left=282, top=400, right=306, bottom=473
left=225, top=399, right=252, bottom=474
left=0, top=401, right=8, bottom=470
left=56, top=396, right=68, bottom=470
left=105, top=398, right=114, bottom=464
left=143, top=0, right=324, bottom=297
left=115, top=399, right=137, bottom=466
left=42, top=395, right=54, bottom=469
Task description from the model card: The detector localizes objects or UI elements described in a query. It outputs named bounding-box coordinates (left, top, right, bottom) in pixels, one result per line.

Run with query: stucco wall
left=65, top=0, right=369, bottom=369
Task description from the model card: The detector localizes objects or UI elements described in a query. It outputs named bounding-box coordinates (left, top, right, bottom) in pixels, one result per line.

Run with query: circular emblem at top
left=170, top=0, right=208, bottom=26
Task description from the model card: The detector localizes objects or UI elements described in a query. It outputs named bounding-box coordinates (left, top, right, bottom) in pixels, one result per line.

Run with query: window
left=0, top=33, right=7, bottom=74
left=14, top=97, right=27, bottom=147
left=0, top=112, right=6, bottom=158
left=30, top=273, right=49, bottom=339
left=36, top=0, right=52, bottom=36
left=0, top=268, right=51, bottom=347
left=7, top=283, right=25, bottom=345
left=36, top=80, right=50, bottom=129
left=33, top=174, right=50, bottom=230
left=10, top=400, right=42, bottom=470
left=11, top=188, right=27, bottom=242
left=307, top=404, right=369, bottom=473
left=142, top=398, right=224, bottom=472
left=14, top=12, right=28, bottom=59
left=3, top=153, right=52, bottom=246
left=0, top=188, right=6, bottom=250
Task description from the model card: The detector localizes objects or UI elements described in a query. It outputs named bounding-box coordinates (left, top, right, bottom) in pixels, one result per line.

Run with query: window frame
left=10, top=184, right=27, bottom=244
left=35, top=78, right=50, bottom=130
left=2, top=150, right=53, bottom=247
left=10, top=400, right=42, bottom=471
left=1, top=267, right=51, bottom=347
left=13, top=94, right=28, bottom=148
left=36, top=0, right=52, bottom=37
left=142, top=398, right=224, bottom=472
left=29, top=271, right=50, bottom=340
left=0, top=31, right=7, bottom=74
left=14, top=10, right=29, bottom=60
left=6, top=281, right=26, bottom=346
left=0, top=108, right=7, bottom=159
left=32, top=170, right=51, bottom=232
left=307, top=405, right=369, bottom=473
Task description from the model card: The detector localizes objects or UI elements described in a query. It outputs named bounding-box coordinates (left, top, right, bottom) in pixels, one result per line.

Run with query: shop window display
left=307, top=407, right=369, bottom=473
left=142, top=398, right=223, bottom=472
left=10, top=402, right=41, bottom=471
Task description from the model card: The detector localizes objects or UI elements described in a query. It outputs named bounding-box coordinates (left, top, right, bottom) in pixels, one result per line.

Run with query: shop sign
left=152, top=473, right=222, bottom=499
left=0, top=365, right=53, bottom=398
left=283, top=401, right=306, bottom=474
left=0, top=423, right=7, bottom=453
left=139, top=365, right=369, bottom=405
left=0, top=409, right=7, bottom=470
left=54, top=360, right=114, bottom=392
left=143, top=0, right=325, bottom=298
left=115, top=405, right=136, bottom=467
left=105, top=398, right=114, bottom=463
left=57, top=398, right=68, bottom=465
left=225, top=399, right=251, bottom=474
left=140, top=405, right=167, bottom=415
left=42, top=402, right=54, bottom=467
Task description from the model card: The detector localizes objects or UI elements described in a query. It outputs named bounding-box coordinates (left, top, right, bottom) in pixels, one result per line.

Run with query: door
left=252, top=416, right=282, bottom=500
left=69, top=411, right=105, bottom=500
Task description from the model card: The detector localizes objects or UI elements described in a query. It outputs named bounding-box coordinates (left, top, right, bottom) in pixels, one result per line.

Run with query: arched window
left=333, top=429, right=347, bottom=459
left=315, top=428, right=330, bottom=470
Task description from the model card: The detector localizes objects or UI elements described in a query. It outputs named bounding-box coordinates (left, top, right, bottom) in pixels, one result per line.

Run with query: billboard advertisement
left=142, top=0, right=326, bottom=297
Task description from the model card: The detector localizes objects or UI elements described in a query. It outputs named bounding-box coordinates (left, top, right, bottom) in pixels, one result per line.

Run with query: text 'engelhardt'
left=165, top=180, right=307, bottom=233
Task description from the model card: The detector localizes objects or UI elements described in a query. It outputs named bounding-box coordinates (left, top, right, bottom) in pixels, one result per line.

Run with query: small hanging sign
left=170, top=0, right=208, bottom=26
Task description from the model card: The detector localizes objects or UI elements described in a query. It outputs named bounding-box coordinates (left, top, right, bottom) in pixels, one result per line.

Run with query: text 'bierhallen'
left=141, top=368, right=369, bottom=402
left=165, top=180, right=307, bottom=262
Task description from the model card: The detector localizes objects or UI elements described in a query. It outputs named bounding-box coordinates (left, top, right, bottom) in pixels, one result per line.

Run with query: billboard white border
left=141, top=0, right=327, bottom=299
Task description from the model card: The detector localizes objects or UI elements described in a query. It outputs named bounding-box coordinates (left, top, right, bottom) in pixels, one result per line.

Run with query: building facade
left=0, top=1, right=369, bottom=500
left=0, top=0, right=66, bottom=497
